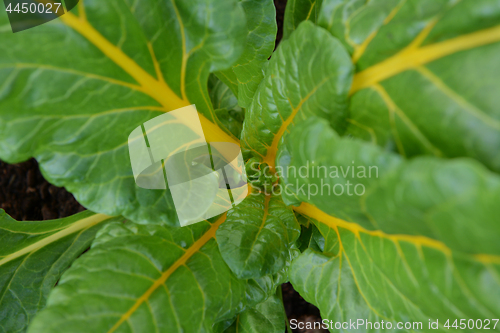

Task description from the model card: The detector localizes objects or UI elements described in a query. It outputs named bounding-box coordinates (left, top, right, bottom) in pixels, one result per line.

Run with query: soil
left=0, top=159, right=85, bottom=221
left=274, top=0, right=287, bottom=45
left=0, top=1, right=328, bottom=332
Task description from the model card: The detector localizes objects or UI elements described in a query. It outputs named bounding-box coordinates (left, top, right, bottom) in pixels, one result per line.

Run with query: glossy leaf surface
left=217, top=193, right=300, bottom=279
left=241, top=21, right=353, bottom=166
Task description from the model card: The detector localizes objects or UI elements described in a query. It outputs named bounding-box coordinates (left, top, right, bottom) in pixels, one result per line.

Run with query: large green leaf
left=291, top=218, right=500, bottom=333
left=241, top=21, right=353, bottom=167
left=27, top=216, right=286, bottom=333
left=0, top=0, right=246, bottom=225
left=318, top=0, right=500, bottom=172
left=0, top=210, right=117, bottom=333
left=278, top=117, right=500, bottom=256
left=216, top=0, right=277, bottom=108
left=279, top=116, right=500, bottom=331
left=217, top=193, right=300, bottom=279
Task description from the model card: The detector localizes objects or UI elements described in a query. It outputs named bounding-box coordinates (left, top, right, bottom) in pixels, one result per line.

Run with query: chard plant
left=0, top=0, right=500, bottom=332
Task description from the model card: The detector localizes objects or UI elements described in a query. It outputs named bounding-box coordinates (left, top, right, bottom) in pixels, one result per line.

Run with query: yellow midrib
left=294, top=202, right=500, bottom=264
left=304, top=1, right=316, bottom=22
left=350, top=24, right=500, bottom=94
left=60, top=13, right=187, bottom=110
left=59, top=12, right=237, bottom=145
left=294, top=203, right=451, bottom=253
left=262, top=103, right=300, bottom=169
left=244, top=195, right=271, bottom=257
left=0, top=213, right=111, bottom=266
left=263, top=77, right=330, bottom=169
left=107, top=214, right=227, bottom=333
left=351, top=0, right=406, bottom=63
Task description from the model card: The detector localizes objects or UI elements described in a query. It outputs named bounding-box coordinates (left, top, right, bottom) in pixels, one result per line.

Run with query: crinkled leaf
left=241, top=21, right=353, bottom=166
left=0, top=0, right=246, bottom=225
left=283, top=0, right=323, bottom=39
left=217, top=193, right=300, bottom=279
left=216, top=0, right=277, bottom=108
left=223, top=292, right=287, bottom=333
left=318, top=0, right=500, bottom=172
left=0, top=210, right=116, bottom=333
left=27, top=216, right=285, bottom=333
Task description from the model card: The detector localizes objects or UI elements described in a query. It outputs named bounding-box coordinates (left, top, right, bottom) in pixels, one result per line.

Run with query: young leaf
left=0, top=0, right=246, bottom=225
left=27, top=216, right=285, bottom=333
left=319, top=0, right=500, bottom=171
left=0, top=210, right=117, bottom=333
left=217, top=193, right=300, bottom=279
left=241, top=21, right=353, bottom=166
left=223, top=292, right=287, bottom=333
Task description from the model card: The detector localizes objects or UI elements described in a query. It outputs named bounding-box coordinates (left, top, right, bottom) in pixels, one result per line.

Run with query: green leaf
left=27, top=216, right=285, bottom=333
left=316, top=0, right=402, bottom=55
left=217, top=193, right=300, bottom=279
left=241, top=21, right=353, bottom=166
left=0, top=210, right=117, bottom=333
left=0, top=0, right=246, bottom=225
left=283, top=0, right=324, bottom=40
left=283, top=128, right=500, bottom=331
left=208, top=75, right=245, bottom=139
left=319, top=0, right=500, bottom=172
left=297, top=221, right=324, bottom=253
left=216, top=0, right=277, bottom=109
left=223, top=292, right=287, bottom=333
left=278, top=117, right=500, bottom=257
left=209, top=75, right=241, bottom=112
left=290, top=219, right=500, bottom=333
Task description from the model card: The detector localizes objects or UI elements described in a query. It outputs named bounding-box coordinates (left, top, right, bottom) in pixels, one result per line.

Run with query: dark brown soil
left=0, top=1, right=327, bottom=332
left=282, top=282, right=328, bottom=332
left=0, top=159, right=84, bottom=221
left=274, top=0, right=287, bottom=46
